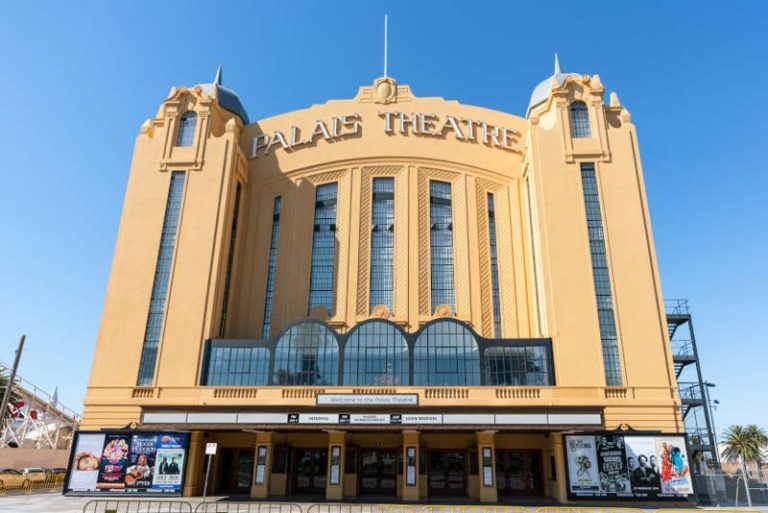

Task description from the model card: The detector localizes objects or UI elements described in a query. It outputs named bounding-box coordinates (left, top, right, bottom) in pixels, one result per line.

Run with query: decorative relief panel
left=306, top=169, right=348, bottom=187
left=394, top=166, right=409, bottom=319
left=494, top=184, right=518, bottom=338
left=475, top=183, right=491, bottom=336
left=475, top=178, right=513, bottom=338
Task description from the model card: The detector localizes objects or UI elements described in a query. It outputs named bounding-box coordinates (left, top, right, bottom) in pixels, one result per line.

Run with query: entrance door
left=236, top=450, right=254, bottom=491
left=359, top=449, right=398, bottom=496
left=495, top=450, right=543, bottom=496
left=428, top=450, right=466, bottom=496
left=216, top=448, right=253, bottom=494
left=292, top=448, right=328, bottom=495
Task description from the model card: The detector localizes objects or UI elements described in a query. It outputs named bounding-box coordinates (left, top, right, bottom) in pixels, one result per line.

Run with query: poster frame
left=562, top=431, right=696, bottom=502
left=63, top=430, right=190, bottom=496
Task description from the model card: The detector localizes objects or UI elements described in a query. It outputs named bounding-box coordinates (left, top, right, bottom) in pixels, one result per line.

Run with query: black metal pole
left=703, top=383, right=720, bottom=464
left=0, top=335, right=25, bottom=433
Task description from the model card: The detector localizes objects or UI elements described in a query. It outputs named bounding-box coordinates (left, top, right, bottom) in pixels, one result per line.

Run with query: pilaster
left=250, top=431, right=275, bottom=499
left=402, top=430, right=420, bottom=501
left=476, top=430, right=498, bottom=503
left=182, top=431, right=205, bottom=497
left=325, top=430, right=346, bottom=500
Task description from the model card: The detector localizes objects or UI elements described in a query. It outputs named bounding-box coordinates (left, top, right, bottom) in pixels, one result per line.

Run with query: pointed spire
left=554, top=53, right=562, bottom=76
left=214, top=64, right=222, bottom=86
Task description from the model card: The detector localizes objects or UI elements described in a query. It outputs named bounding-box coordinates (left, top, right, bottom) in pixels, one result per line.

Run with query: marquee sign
left=316, top=393, right=418, bottom=406
left=142, top=411, right=601, bottom=426
left=250, top=112, right=521, bottom=158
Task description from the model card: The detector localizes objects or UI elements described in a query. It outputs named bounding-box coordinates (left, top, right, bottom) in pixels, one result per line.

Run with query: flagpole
left=384, top=14, right=388, bottom=78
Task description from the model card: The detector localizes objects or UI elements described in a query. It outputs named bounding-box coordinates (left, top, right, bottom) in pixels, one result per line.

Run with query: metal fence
left=693, top=471, right=768, bottom=506
left=533, top=509, right=645, bottom=513
left=307, top=505, right=417, bottom=513
left=82, top=499, right=193, bottom=513
left=421, top=507, right=530, bottom=513
left=197, top=503, right=302, bottom=513
left=0, top=472, right=65, bottom=495
left=70, top=502, right=768, bottom=513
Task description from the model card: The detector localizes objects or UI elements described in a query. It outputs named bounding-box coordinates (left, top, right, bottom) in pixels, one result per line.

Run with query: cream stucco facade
left=80, top=67, right=683, bottom=502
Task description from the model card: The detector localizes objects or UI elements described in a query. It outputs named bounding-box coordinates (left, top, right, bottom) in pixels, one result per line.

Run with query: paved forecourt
left=1, top=495, right=767, bottom=513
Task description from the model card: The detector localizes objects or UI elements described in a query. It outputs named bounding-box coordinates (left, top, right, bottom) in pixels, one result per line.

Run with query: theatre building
left=76, top=61, right=692, bottom=503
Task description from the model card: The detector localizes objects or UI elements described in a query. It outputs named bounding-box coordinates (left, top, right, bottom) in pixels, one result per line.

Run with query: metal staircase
left=665, top=299, right=718, bottom=463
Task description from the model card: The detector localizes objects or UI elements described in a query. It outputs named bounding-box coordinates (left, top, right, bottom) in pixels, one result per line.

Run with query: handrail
left=665, top=298, right=690, bottom=315
left=678, top=382, right=703, bottom=400
left=671, top=339, right=695, bottom=357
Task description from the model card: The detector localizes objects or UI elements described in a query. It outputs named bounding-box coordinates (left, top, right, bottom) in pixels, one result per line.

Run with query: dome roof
left=526, top=55, right=580, bottom=117
left=196, top=66, right=250, bottom=124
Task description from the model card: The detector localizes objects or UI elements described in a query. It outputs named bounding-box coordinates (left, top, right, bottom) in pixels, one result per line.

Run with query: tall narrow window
left=369, top=177, right=394, bottom=312
left=569, top=101, right=591, bottom=138
left=176, top=111, right=197, bottom=147
left=580, top=163, right=623, bottom=386
left=218, top=183, right=242, bottom=337
left=262, top=197, right=282, bottom=339
left=136, top=171, right=186, bottom=386
left=308, top=183, right=337, bottom=314
left=429, top=181, right=455, bottom=312
left=487, top=193, right=502, bottom=337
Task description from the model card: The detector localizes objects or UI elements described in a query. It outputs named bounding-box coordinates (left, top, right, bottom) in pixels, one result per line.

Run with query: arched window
left=274, top=321, right=339, bottom=385
left=343, top=321, right=408, bottom=385
left=569, top=101, right=591, bottom=138
left=176, top=111, right=197, bottom=146
left=414, top=320, right=480, bottom=386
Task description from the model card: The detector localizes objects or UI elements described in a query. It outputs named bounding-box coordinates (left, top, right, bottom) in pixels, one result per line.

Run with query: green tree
left=721, top=424, right=768, bottom=507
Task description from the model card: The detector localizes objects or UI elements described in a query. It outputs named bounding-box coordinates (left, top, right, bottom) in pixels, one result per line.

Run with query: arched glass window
left=484, top=346, right=549, bottom=386
left=569, top=101, right=591, bottom=138
left=414, top=321, right=480, bottom=386
left=343, top=321, right=408, bottom=385
left=176, top=111, right=197, bottom=146
left=274, top=321, right=339, bottom=385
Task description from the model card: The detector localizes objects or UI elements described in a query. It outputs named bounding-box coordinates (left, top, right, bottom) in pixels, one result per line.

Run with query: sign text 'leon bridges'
left=250, top=112, right=521, bottom=158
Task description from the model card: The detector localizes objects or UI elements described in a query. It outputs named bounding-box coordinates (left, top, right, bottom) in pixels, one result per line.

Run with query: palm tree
left=721, top=424, right=768, bottom=507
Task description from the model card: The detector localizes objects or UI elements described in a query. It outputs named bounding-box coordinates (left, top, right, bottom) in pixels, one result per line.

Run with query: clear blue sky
left=1, top=1, right=766, bottom=434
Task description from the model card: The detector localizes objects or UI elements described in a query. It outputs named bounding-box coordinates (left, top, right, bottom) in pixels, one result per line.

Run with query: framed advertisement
left=481, top=447, right=494, bottom=487
left=329, top=445, right=341, bottom=485
left=254, top=445, right=268, bottom=485
left=563, top=432, right=695, bottom=501
left=405, top=446, right=417, bottom=486
left=64, top=431, right=189, bottom=496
